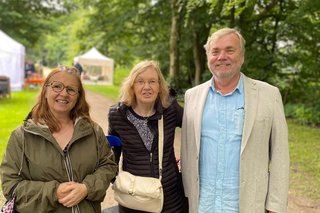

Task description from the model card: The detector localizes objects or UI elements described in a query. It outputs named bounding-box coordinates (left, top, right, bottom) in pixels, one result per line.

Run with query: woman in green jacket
left=0, top=67, right=117, bottom=213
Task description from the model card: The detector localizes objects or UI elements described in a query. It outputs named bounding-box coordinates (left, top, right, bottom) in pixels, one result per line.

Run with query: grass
left=84, top=85, right=120, bottom=102
left=0, top=90, right=40, bottom=161
left=288, top=121, right=320, bottom=200
left=84, top=67, right=130, bottom=102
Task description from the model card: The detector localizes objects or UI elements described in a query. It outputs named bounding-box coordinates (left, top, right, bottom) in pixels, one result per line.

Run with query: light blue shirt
left=199, top=75, right=245, bottom=213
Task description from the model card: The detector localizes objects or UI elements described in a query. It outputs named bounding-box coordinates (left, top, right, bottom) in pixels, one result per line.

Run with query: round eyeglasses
left=46, top=81, right=79, bottom=96
left=134, top=79, right=159, bottom=87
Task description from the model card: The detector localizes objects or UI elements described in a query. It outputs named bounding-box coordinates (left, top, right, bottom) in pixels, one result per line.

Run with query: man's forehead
left=210, top=34, right=240, bottom=48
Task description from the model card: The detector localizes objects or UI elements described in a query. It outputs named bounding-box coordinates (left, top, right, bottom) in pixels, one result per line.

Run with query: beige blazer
left=181, top=74, right=289, bottom=213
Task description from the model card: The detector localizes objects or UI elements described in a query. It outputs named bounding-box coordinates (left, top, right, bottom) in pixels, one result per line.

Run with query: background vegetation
left=1, top=0, right=319, bottom=126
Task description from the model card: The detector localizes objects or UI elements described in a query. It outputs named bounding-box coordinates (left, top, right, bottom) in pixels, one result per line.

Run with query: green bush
left=285, top=103, right=320, bottom=126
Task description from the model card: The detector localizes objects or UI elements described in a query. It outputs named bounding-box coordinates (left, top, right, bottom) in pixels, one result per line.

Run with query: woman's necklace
left=143, top=115, right=150, bottom=125
left=133, top=108, right=155, bottom=125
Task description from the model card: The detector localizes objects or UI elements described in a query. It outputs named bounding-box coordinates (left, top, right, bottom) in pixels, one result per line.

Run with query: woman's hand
left=56, top=182, right=88, bottom=207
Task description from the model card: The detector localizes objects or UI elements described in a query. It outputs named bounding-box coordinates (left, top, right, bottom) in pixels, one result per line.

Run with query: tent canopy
left=74, top=47, right=114, bottom=84
left=0, top=30, right=25, bottom=91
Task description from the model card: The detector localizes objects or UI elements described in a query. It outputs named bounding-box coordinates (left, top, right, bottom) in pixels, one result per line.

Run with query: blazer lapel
left=194, top=80, right=211, bottom=153
left=241, top=76, right=258, bottom=155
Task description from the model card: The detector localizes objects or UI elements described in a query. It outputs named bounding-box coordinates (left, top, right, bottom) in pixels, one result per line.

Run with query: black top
left=108, top=98, right=187, bottom=213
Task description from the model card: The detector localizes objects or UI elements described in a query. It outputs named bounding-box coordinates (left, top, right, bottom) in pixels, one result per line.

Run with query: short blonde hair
left=204, top=27, right=246, bottom=55
left=120, top=60, right=170, bottom=108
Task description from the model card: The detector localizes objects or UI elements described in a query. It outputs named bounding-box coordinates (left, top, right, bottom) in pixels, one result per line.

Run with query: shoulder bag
left=112, top=116, right=164, bottom=213
left=0, top=188, right=16, bottom=213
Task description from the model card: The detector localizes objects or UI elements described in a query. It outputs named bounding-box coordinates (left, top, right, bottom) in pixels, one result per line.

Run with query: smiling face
left=133, top=67, right=160, bottom=107
left=45, top=72, right=79, bottom=118
left=207, top=32, right=244, bottom=82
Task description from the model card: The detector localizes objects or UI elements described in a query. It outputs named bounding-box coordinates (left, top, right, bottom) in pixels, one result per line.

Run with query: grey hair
left=204, top=27, right=246, bottom=55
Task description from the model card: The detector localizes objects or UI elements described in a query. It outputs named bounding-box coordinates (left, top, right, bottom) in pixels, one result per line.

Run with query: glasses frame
left=134, top=79, right=159, bottom=87
left=46, top=81, right=79, bottom=96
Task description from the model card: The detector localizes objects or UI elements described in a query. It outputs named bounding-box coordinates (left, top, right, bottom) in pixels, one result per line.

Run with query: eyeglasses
left=134, top=79, right=159, bottom=87
left=46, top=81, right=79, bottom=96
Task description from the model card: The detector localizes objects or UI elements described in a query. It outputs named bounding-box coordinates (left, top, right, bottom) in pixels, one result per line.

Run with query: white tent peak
left=74, top=47, right=114, bottom=85
left=79, top=47, right=113, bottom=61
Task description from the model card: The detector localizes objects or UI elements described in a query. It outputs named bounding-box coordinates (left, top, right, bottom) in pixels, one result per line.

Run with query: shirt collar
left=210, top=73, right=244, bottom=95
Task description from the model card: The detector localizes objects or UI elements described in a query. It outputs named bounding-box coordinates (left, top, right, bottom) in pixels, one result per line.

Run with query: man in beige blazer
left=181, top=28, right=289, bottom=213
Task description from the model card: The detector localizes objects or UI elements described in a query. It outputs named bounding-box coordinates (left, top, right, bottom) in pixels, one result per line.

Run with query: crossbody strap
left=118, top=116, right=164, bottom=181
left=158, top=116, right=164, bottom=181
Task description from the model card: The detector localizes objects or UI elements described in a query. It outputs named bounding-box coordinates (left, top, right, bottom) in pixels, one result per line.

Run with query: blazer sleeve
left=266, top=88, right=289, bottom=213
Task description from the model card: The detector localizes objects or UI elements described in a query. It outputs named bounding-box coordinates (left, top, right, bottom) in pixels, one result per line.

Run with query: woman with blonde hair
left=108, top=60, right=187, bottom=212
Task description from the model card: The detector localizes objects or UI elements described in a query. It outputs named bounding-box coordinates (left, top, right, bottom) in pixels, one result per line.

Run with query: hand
left=56, top=182, right=73, bottom=200
left=57, top=182, right=88, bottom=207
left=176, top=158, right=181, bottom=172
left=267, top=211, right=276, bottom=213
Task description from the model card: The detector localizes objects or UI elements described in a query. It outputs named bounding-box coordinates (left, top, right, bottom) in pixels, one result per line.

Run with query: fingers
left=57, top=183, right=88, bottom=207
left=56, top=182, right=74, bottom=200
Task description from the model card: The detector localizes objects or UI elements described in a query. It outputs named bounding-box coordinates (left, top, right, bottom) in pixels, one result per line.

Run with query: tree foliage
left=2, top=0, right=319, bottom=124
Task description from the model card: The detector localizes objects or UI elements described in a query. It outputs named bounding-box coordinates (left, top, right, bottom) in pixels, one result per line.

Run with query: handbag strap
left=158, top=116, right=163, bottom=181
left=118, top=116, right=164, bottom=180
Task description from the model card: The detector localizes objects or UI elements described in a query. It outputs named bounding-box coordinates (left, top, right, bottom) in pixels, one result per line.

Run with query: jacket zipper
left=122, top=109, right=158, bottom=177
left=63, top=147, right=81, bottom=213
left=149, top=152, right=156, bottom=177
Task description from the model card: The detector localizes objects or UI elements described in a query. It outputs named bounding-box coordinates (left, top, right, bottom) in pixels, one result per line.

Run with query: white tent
left=74, top=47, right=114, bottom=85
left=0, top=30, right=25, bottom=91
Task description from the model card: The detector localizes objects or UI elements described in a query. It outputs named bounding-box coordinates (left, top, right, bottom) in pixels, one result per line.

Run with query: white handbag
left=113, top=116, right=164, bottom=213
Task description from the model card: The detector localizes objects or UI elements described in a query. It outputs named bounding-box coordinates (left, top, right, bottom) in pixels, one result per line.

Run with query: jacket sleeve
left=82, top=125, right=117, bottom=202
left=107, top=109, right=122, bottom=165
left=0, top=127, right=60, bottom=213
left=266, top=88, right=290, bottom=213
left=174, top=99, right=183, bottom=127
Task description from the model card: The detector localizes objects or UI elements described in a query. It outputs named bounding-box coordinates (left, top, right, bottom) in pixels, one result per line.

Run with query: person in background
left=74, top=62, right=84, bottom=76
left=1, top=66, right=117, bottom=213
left=24, top=60, right=36, bottom=78
left=181, top=27, right=289, bottom=213
left=108, top=60, right=187, bottom=212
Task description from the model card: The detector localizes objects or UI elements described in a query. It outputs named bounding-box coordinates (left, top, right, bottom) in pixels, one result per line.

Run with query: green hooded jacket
left=1, top=118, right=117, bottom=213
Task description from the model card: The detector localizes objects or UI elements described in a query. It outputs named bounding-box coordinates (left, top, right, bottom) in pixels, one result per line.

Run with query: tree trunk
left=169, top=0, right=180, bottom=85
left=193, top=31, right=202, bottom=86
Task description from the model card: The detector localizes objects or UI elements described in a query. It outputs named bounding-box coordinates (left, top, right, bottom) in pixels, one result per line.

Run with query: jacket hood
left=22, top=117, right=94, bottom=144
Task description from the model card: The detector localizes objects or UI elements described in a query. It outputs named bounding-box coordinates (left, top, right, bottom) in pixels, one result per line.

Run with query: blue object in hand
left=106, top=135, right=122, bottom=147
